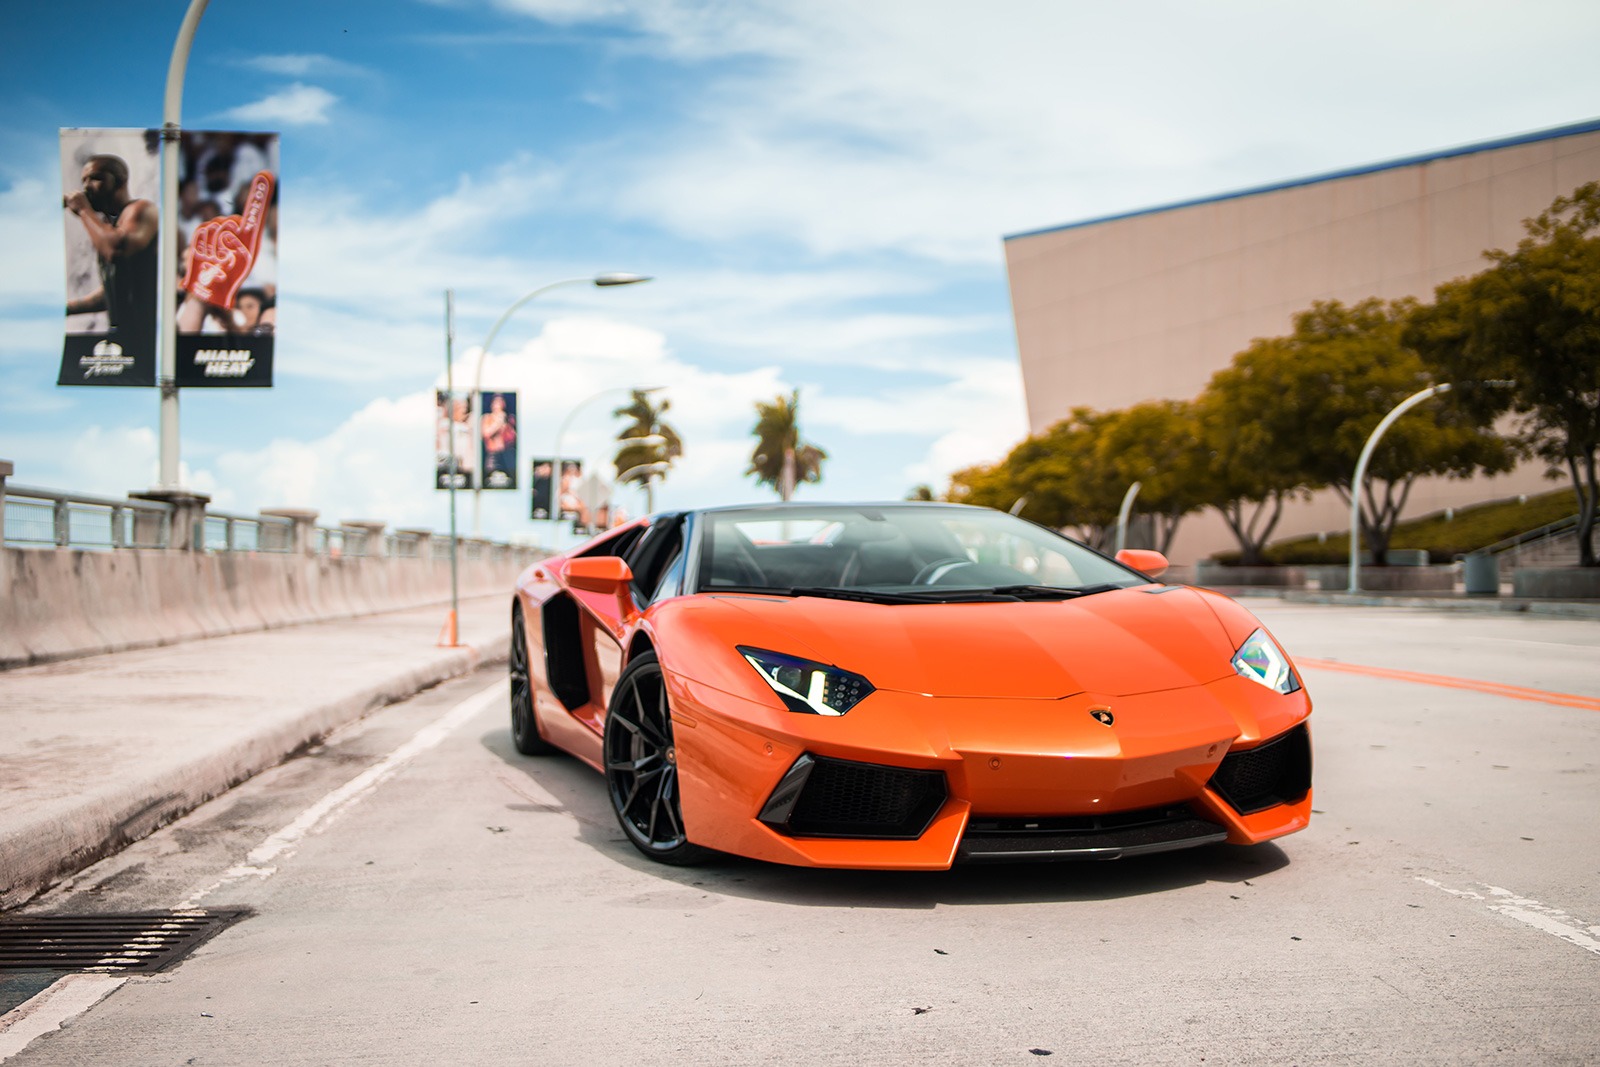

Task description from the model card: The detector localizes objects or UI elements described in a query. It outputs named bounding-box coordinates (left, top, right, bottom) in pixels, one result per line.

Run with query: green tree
left=1405, top=182, right=1600, bottom=566
left=1194, top=298, right=1513, bottom=565
left=1274, top=299, right=1514, bottom=563
left=1092, top=399, right=1209, bottom=554
left=905, top=484, right=937, bottom=501
left=1195, top=342, right=1318, bottom=566
left=748, top=389, right=826, bottom=500
left=946, top=459, right=1020, bottom=512
left=949, top=410, right=1124, bottom=548
left=612, top=389, right=683, bottom=496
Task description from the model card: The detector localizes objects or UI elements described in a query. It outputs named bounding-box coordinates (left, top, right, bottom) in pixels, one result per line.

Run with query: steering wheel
left=912, top=557, right=974, bottom=585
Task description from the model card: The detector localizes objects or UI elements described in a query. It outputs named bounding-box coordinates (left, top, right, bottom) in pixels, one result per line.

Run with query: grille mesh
left=1209, top=724, right=1311, bottom=815
left=781, top=756, right=947, bottom=838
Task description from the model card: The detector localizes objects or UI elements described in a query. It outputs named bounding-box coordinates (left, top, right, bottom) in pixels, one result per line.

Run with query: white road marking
left=1417, top=877, right=1600, bottom=957
left=0, top=681, right=503, bottom=1063
left=177, top=681, right=502, bottom=908
left=0, top=976, right=126, bottom=1060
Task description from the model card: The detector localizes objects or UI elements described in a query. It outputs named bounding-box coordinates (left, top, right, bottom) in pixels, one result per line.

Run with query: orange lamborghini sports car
left=508, top=502, right=1311, bottom=869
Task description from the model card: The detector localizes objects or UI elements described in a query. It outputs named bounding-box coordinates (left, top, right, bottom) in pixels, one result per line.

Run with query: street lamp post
left=549, top=386, right=663, bottom=545
left=1114, top=481, right=1142, bottom=555
left=617, top=461, right=671, bottom=514
left=157, top=0, right=210, bottom=491
left=467, top=272, right=651, bottom=534
left=1345, top=380, right=1514, bottom=594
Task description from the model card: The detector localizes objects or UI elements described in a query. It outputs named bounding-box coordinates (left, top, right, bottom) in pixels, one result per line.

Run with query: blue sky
left=3, top=0, right=1598, bottom=544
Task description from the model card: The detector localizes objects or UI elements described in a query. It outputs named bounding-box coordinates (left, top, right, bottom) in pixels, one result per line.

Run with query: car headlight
left=737, top=646, right=875, bottom=716
left=1231, top=628, right=1301, bottom=695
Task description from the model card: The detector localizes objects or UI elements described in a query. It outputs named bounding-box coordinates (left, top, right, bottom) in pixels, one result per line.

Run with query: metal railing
left=1474, top=514, right=1580, bottom=567
left=2, top=475, right=544, bottom=566
left=2, top=484, right=173, bottom=550
left=387, top=531, right=425, bottom=558
left=203, top=511, right=295, bottom=553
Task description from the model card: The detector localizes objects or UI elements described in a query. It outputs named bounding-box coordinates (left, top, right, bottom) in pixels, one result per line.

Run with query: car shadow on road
left=481, top=729, right=1292, bottom=910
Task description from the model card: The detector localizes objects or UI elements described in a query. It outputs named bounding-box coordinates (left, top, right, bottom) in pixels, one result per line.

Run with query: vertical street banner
left=479, top=391, right=519, bottom=490
left=529, top=457, right=555, bottom=518
left=528, top=458, right=585, bottom=521
left=557, top=460, right=587, bottom=524
left=435, top=390, right=476, bottom=490
left=175, top=131, right=279, bottom=387
left=59, top=129, right=159, bottom=386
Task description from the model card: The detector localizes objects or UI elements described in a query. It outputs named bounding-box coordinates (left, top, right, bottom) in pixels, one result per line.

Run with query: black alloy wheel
left=603, top=652, right=710, bottom=865
left=510, top=603, right=556, bottom=755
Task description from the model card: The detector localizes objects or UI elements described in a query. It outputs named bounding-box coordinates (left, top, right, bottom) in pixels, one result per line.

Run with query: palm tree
left=613, top=389, right=682, bottom=510
left=747, top=389, right=826, bottom=500
left=611, top=390, right=681, bottom=483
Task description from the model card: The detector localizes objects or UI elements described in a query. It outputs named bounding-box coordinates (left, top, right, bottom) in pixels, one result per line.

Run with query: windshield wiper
left=988, top=583, right=1124, bottom=601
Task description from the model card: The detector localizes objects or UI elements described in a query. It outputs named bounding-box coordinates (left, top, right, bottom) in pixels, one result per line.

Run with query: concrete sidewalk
left=0, top=593, right=513, bottom=911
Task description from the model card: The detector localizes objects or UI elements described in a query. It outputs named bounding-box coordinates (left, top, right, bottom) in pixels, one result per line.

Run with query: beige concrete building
left=1004, top=118, right=1600, bottom=563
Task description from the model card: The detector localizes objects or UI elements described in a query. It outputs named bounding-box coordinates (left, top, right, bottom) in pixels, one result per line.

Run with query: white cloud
left=0, top=165, right=63, bottom=308
left=240, top=54, right=370, bottom=79
left=499, top=0, right=1600, bottom=263
left=185, top=305, right=1009, bottom=538
left=222, top=83, right=338, bottom=127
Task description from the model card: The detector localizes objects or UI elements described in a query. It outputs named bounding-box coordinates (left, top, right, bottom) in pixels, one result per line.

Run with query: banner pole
left=157, top=0, right=210, bottom=490
left=440, top=289, right=460, bottom=647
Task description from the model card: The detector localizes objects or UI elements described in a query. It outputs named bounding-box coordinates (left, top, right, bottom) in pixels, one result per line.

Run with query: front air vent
left=759, top=754, right=947, bottom=839
left=1208, top=724, right=1311, bottom=815
left=958, top=805, right=1227, bottom=862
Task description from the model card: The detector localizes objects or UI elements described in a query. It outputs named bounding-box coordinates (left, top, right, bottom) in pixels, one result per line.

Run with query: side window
left=651, top=540, right=688, bottom=604
left=624, top=516, right=684, bottom=604
left=578, top=525, right=645, bottom=559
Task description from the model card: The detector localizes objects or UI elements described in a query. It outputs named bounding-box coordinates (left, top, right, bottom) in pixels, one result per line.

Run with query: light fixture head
left=593, top=272, right=653, bottom=287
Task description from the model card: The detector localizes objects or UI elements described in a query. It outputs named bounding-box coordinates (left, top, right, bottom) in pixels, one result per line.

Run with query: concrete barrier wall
left=0, top=546, right=542, bottom=669
left=1512, top=567, right=1600, bottom=599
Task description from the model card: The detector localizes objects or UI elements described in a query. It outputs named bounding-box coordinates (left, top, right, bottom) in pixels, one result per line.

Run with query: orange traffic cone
left=437, top=610, right=459, bottom=648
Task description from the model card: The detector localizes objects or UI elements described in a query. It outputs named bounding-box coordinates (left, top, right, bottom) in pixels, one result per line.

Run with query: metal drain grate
left=0, top=911, right=250, bottom=973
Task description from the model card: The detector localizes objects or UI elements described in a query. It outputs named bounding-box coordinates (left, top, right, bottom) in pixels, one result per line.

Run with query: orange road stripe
left=1295, top=657, right=1600, bottom=711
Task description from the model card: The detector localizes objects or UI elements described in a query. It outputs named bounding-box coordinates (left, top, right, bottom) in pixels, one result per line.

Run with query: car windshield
left=695, top=504, right=1149, bottom=601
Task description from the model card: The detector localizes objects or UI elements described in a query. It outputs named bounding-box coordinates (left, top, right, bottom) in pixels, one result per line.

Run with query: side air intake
left=758, top=754, right=946, bottom=839
left=1208, top=724, right=1312, bottom=815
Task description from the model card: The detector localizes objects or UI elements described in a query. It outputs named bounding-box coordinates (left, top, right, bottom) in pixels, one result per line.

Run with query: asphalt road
left=4, top=600, right=1597, bottom=1065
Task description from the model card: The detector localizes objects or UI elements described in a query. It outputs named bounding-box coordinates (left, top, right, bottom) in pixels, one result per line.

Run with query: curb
left=1278, top=590, right=1600, bottom=620
left=0, top=629, right=510, bottom=912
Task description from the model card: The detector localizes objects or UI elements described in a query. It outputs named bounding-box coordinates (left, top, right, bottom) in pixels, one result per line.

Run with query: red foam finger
left=179, top=172, right=273, bottom=310
left=236, top=171, right=274, bottom=254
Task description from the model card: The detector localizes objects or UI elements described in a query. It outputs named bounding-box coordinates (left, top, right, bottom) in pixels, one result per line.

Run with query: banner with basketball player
left=59, top=128, right=159, bottom=386
left=58, top=128, right=279, bottom=388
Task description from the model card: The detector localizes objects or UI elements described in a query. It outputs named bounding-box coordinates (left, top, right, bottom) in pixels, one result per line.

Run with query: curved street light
left=1114, top=481, right=1142, bottom=554
left=468, top=273, right=651, bottom=533
left=549, top=385, right=664, bottom=544
left=617, top=461, right=671, bottom=514
left=1346, top=380, right=1514, bottom=594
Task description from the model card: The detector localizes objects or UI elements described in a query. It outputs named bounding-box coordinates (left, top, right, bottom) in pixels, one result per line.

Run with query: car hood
left=708, top=586, right=1238, bottom=699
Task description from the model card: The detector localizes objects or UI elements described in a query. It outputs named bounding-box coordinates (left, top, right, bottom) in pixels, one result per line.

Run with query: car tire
left=510, top=603, right=557, bottom=756
left=604, top=652, right=711, bottom=865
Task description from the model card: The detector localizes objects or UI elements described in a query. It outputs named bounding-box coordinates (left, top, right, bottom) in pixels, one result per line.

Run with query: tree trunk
left=780, top=448, right=796, bottom=502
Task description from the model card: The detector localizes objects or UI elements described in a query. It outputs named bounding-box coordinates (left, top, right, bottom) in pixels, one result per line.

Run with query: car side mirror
left=565, top=555, right=634, bottom=593
left=1114, top=548, right=1169, bottom=579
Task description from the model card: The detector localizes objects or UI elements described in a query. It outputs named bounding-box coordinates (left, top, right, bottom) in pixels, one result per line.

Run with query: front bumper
left=666, top=670, right=1312, bottom=870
